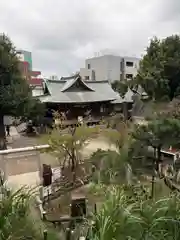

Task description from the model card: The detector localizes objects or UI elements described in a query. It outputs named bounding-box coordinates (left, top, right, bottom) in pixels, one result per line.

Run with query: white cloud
left=0, top=0, right=179, bottom=76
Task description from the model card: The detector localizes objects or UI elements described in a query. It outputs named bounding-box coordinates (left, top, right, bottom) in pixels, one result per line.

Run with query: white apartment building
left=80, top=55, right=140, bottom=83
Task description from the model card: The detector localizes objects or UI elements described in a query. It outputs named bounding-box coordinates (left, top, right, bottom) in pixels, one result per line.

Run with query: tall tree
left=111, top=80, right=131, bottom=120
left=0, top=34, right=43, bottom=149
left=43, top=113, right=99, bottom=175
left=133, top=117, right=180, bottom=180
left=137, top=35, right=180, bottom=100
left=111, top=80, right=128, bottom=99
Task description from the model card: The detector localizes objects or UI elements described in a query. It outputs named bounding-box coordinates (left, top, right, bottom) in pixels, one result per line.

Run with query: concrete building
left=29, top=76, right=44, bottom=97
left=17, top=49, right=44, bottom=96
left=17, top=50, right=32, bottom=70
left=17, top=50, right=34, bottom=81
left=80, top=55, right=140, bottom=83
left=18, top=61, right=31, bottom=81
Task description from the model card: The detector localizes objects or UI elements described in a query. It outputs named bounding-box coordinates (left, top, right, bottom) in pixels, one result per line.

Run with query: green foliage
left=122, top=184, right=151, bottom=201
left=0, top=186, right=42, bottom=239
left=90, top=124, right=145, bottom=184
left=133, top=117, right=180, bottom=149
left=43, top=124, right=99, bottom=170
left=87, top=187, right=180, bottom=240
left=111, top=80, right=128, bottom=98
left=137, top=35, right=180, bottom=100
left=0, top=33, right=45, bottom=148
left=23, top=98, right=45, bottom=124
left=0, top=34, right=45, bottom=120
left=0, top=34, right=31, bottom=116
left=91, top=149, right=126, bottom=184
left=158, top=98, right=180, bottom=120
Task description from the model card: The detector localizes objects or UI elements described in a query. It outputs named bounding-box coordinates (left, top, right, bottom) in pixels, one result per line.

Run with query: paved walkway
left=7, top=167, right=61, bottom=190
left=6, top=126, right=20, bottom=148
left=4, top=127, right=58, bottom=176
left=7, top=126, right=38, bottom=149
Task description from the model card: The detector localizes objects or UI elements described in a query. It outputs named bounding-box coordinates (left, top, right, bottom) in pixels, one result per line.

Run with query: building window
left=87, top=63, right=91, bottom=69
left=126, top=74, right=133, bottom=79
left=126, top=61, right=133, bottom=67
left=85, top=76, right=89, bottom=80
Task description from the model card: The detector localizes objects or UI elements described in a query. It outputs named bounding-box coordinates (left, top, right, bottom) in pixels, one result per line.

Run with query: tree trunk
left=71, top=148, right=75, bottom=172
left=122, top=102, right=128, bottom=121
left=126, top=163, right=132, bottom=185
left=0, top=115, right=6, bottom=150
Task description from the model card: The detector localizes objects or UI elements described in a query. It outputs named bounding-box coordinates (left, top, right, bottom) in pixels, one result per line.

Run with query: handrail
left=0, top=144, right=50, bottom=155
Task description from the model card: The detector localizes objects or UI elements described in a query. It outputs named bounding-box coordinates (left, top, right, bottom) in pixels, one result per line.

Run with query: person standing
left=6, top=125, right=10, bottom=136
left=4, top=115, right=12, bottom=137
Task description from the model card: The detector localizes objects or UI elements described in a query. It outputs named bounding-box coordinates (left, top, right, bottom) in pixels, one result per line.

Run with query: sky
left=0, top=0, right=179, bottom=77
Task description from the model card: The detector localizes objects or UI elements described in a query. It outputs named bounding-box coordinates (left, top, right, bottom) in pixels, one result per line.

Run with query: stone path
left=7, top=167, right=61, bottom=190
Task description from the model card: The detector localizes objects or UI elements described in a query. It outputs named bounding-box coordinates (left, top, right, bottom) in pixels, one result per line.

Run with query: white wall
left=32, top=87, right=44, bottom=97
left=123, top=57, right=140, bottom=79
left=85, top=56, right=109, bottom=81
left=80, top=68, right=94, bottom=80
left=106, top=55, right=122, bottom=82
left=82, top=55, right=140, bottom=83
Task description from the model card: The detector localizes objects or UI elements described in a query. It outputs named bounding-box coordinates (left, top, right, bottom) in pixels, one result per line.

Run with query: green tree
left=158, top=98, right=180, bottom=119
left=111, top=80, right=131, bottom=120
left=132, top=116, right=180, bottom=197
left=111, top=80, right=128, bottom=98
left=0, top=34, right=44, bottom=149
left=90, top=123, right=144, bottom=184
left=137, top=35, right=180, bottom=100
left=133, top=118, right=180, bottom=169
left=23, top=98, right=45, bottom=125
left=44, top=122, right=99, bottom=174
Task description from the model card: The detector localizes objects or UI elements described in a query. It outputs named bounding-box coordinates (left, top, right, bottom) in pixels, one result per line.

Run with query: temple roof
left=39, top=75, right=133, bottom=104
left=112, top=89, right=134, bottom=104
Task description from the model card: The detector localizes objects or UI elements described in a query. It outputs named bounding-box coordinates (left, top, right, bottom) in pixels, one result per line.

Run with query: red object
left=31, top=71, right=41, bottom=77
left=29, top=77, right=43, bottom=86
left=170, top=149, right=177, bottom=153
left=168, top=146, right=177, bottom=152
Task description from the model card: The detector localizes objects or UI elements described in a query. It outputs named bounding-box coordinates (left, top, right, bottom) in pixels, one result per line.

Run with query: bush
left=87, top=186, right=180, bottom=240
left=0, top=186, right=42, bottom=239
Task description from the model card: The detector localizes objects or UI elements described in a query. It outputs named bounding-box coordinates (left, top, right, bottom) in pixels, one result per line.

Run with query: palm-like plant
left=87, top=186, right=180, bottom=240
left=90, top=122, right=144, bottom=184
left=0, top=185, right=42, bottom=240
